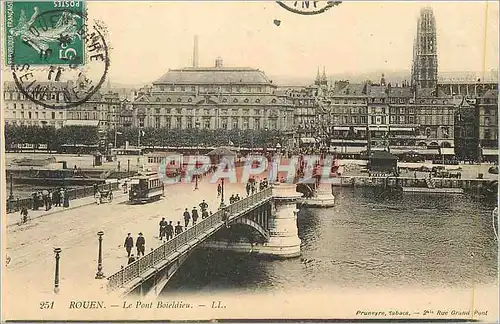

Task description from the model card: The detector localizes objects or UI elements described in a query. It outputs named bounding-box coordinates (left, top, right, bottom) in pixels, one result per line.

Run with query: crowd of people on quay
left=31, top=188, right=70, bottom=211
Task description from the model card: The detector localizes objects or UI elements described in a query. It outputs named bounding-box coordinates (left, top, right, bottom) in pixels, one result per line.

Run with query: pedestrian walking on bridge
left=192, top=207, right=199, bottom=225
left=175, top=221, right=183, bottom=235
left=124, top=233, right=134, bottom=257
left=127, top=254, right=136, bottom=265
left=199, top=200, right=208, bottom=211
left=136, top=233, right=145, bottom=257
left=217, top=183, right=222, bottom=197
left=166, top=221, right=174, bottom=241
left=159, top=217, right=167, bottom=239
left=183, top=208, right=191, bottom=228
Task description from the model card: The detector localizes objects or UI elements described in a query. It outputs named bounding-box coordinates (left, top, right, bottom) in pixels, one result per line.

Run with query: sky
left=86, top=1, right=499, bottom=85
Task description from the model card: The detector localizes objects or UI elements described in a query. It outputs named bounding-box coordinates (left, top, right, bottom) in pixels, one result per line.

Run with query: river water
left=162, top=188, right=497, bottom=295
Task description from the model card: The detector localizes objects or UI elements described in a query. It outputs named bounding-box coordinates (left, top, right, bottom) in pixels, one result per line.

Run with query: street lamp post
left=9, top=173, right=14, bottom=201
left=95, top=231, right=105, bottom=279
left=53, top=247, right=61, bottom=294
left=219, top=178, right=225, bottom=209
left=194, top=120, right=200, bottom=190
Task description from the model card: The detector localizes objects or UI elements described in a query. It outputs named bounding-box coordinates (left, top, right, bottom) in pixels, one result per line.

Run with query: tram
left=129, top=172, right=164, bottom=204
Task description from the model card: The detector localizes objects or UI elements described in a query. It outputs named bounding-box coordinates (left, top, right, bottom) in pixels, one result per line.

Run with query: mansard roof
left=482, top=89, right=498, bottom=99
left=154, top=67, right=273, bottom=85
left=331, top=83, right=366, bottom=96
left=387, top=87, right=413, bottom=98
left=416, top=87, right=449, bottom=98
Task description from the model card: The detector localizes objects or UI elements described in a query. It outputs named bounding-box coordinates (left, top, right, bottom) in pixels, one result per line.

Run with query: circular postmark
left=9, top=8, right=110, bottom=109
left=276, top=0, right=342, bottom=15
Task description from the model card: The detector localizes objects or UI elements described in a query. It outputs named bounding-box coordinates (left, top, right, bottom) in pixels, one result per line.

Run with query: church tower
left=411, top=7, right=438, bottom=89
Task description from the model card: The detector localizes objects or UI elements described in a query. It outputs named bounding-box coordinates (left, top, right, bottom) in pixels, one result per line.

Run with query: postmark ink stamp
left=7, top=1, right=110, bottom=109
left=5, top=0, right=86, bottom=66
left=276, top=0, right=342, bottom=15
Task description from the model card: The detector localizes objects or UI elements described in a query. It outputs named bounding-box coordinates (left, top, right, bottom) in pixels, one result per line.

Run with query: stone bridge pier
left=202, top=183, right=303, bottom=258
left=265, top=183, right=302, bottom=257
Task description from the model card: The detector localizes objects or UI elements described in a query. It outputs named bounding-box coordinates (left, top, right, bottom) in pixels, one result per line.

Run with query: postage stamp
left=8, top=3, right=110, bottom=109
left=276, top=0, right=342, bottom=15
left=4, top=0, right=86, bottom=66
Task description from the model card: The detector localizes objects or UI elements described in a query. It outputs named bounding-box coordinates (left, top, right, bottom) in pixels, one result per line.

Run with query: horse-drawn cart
left=99, top=190, right=113, bottom=203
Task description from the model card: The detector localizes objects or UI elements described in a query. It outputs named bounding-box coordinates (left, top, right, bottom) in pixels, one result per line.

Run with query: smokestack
left=193, top=35, right=199, bottom=67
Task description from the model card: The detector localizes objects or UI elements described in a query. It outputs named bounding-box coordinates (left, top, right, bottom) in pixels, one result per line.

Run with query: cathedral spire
left=411, top=7, right=438, bottom=89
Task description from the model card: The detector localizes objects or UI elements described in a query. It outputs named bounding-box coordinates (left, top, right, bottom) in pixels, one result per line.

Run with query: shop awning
left=300, top=137, right=316, bottom=144
left=440, top=147, right=455, bottom=155
left=332, top=146, right=366, bottom=154
left=354, top=127, right=367, bottom=131
left=415, top=149, right=440, bottom=155
left=334, top=126, right=350, bottom=131
left=63, top=120, right=100, bottom=127
left=482, top=148, right=499, bottom=156
left=389, top=127, right=414, bottom=131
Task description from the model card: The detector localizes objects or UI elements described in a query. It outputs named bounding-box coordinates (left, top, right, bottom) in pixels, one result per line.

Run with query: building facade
left=129, top=58, right=295, bottom=146
left=3, top=81, right=123, bottom=130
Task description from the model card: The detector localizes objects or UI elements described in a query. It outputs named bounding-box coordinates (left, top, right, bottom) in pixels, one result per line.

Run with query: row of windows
left=141, top=107, right=282, bottom=116
left=10, top=111, right=62, bottom=119
left=153, top=97, right=276, bottom=104
left=140, top=116, right=282, bottom=130
left=157, top=85, right=267, bottom=93
left=5, top=120, right=63, bottom=127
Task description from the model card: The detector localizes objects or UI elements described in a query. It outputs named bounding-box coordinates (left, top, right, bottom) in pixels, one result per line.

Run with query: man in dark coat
left=202, top=209, right=209, bottom=219
left=52, top=189, right=60, bottom=207
left=159, top=217, right=167, bottom=239
left=183, top=208, right=190, bottom=228
left=32, top=193, right=39, bottom=211
left=175, top=221, right=183, bottom=235
left=192, top=207, right=199, bottom=225
left=128, top=254, right=136, bottom=265
left=124, top=233, right=134, bottom=257
left=166, top=221, right=174, bottom=241
left=136, top=233, right=145, bottom=257
left=199, top=200, right=208, bottom=211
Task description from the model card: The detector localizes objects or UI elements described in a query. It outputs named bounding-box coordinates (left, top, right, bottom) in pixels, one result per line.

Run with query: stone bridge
left=106, top=184, right=302, bottom=298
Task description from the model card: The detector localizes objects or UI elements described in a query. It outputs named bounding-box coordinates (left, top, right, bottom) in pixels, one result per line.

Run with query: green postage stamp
left=4, top=0, right=86, bottom=66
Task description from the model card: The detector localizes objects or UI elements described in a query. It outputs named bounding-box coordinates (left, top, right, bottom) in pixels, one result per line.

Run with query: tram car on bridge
left=129, top=172, right=164, bottom=204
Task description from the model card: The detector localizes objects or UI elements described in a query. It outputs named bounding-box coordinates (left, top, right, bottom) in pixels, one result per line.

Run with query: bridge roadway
left=3, top=175, right=250, bottom=316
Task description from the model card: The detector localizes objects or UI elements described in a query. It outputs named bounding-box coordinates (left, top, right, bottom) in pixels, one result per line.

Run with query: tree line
left=4, top=125, right=285, bottom=151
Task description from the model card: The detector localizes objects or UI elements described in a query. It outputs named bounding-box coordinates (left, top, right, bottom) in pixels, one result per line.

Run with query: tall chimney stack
left=193, top=35, right=199, bottom=67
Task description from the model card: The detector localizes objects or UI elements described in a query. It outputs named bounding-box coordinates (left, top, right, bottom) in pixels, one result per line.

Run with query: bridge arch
left=232, top=217, right=269, bottom=241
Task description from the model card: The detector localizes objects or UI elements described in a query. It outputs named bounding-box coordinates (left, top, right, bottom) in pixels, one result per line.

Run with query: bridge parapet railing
left=107, top=187, right=272, bottom=291
left=6, top=182, right=119, bottom=214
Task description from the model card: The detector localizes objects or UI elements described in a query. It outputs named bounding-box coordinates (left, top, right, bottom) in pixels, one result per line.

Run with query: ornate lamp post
left=194, top=120, right=201, bottom=190
left=95, top=231, right=105, bottom=279
left=219, top=178, right=225, bottom=210
left=53, top=247, right=61, bottom=294
left=9, top=173, right=14, bottom=201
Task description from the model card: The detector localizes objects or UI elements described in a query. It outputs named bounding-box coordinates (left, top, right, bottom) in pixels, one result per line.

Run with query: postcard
left=1, top=0, right=498, bottom=322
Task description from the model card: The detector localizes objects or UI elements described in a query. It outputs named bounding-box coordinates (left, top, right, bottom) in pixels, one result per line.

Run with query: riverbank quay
left=332, top=175, right=497, bottom=195
left=5, top=182, right=120, bottom=214
left=5, top=190, right=128, bottom=227
left=3, top=173, right=247, bottom=317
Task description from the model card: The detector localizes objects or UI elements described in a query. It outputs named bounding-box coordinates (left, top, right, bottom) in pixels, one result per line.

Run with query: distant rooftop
left=154, top=61, right=274, bottom=85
